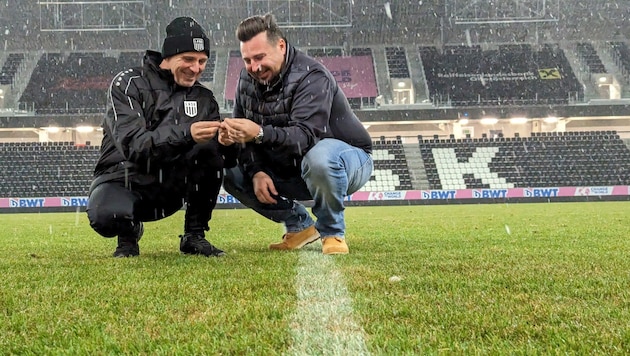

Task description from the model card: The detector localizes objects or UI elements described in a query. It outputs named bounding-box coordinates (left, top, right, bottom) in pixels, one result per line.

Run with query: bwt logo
left=473, top=189, right=508, bottom=198
left=61, top=197, right=89, bottom=207
left=524, top=188, right=559, bottom=197
left=421, top=190, right=456, bottom=200
left=217, top=195, right=240, bottom=204
left=9, top=198, right=45, bottom=207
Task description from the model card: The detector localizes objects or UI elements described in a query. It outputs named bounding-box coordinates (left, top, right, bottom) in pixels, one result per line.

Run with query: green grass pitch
left=1, top=201, right=629, bottom=354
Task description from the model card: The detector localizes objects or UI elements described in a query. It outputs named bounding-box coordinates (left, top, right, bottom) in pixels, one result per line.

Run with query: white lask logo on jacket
left=184, top=101, right=198, bottom=117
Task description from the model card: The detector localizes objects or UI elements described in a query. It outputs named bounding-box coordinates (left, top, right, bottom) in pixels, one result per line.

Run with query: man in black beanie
left=86, top=17, right=235, bottom=257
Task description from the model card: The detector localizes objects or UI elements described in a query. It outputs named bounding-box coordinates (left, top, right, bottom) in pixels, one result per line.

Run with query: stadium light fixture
left=458, top=118, right=469, bottom=125
left=597, top=74, right=614, bottom=85
left=510, top=117, right=528, bottom=124
left=76, top=126, right=94, bottom=133
left=544, top=116, right=559, bottom=123
left=480, top=118, right=498, bottom=125
left=43, top=126, right=60, bottom=133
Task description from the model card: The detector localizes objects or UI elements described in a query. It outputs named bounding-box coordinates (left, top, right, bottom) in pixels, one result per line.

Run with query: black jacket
left=93, top=50, right=233, bottom=187
left=233, top=43, right=372, bottom=179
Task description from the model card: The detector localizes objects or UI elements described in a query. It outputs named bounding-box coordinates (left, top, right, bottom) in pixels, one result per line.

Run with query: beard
left=253, top=65, right=275, bottom=85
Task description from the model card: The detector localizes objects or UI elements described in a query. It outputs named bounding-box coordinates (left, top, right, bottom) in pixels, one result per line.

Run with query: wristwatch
left=254, top=125, right=264, bottom=144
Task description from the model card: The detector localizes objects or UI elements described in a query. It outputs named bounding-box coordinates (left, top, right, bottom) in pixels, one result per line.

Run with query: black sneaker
left=179, top=232, right=226, bottom=257
left=112, top=222, right=144, bottom=258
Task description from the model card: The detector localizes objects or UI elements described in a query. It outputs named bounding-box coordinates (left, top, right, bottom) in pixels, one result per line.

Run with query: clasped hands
left=191, top=118, right=260, bottom=146
left=190, top=118, right=277, bottom=204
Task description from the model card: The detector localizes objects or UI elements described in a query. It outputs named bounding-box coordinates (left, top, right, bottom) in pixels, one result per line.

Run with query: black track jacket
left=93, top=50, right=233, bottom=188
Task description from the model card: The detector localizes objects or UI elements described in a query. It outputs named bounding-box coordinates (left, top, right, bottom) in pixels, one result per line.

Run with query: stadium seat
left=417, top=131, right=630, bottom=189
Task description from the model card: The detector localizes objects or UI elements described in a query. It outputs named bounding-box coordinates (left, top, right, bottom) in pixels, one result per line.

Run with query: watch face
left=255, top=127, right=263, bottom=144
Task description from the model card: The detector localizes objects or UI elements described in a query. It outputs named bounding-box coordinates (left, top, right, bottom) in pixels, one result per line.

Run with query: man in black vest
left=220, top=14, right=373, bottom=255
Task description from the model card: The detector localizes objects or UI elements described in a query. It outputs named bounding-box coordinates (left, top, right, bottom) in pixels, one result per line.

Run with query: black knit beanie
left=161, top=17, right=210, bottom=59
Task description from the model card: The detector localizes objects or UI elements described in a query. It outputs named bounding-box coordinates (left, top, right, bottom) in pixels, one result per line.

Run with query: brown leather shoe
left=269, top=225, right=320, bottom=250
left=322, top=237, right=349, bottom=255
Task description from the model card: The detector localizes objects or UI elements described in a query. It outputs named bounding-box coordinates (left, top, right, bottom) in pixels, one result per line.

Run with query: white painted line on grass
left=285, top=250, right=370, bottom=356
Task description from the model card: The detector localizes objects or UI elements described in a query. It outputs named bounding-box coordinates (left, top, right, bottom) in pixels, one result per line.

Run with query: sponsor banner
left=522, top=187, right=561, bottom=198
left=349, top=191, right=421, bottom=201
left=0, top=195, right=241, bottom=208
left=350, top=186, right=630, bottom=201
left=217, top=194, right=240, bottom=204
left=421, top=190, right=458, bottom=200
left=0, top=197, right=88, bottom=208
left=368, top=191, right=404, bottom=200
left=3, top=197, right=49, bottom=208
left=314, top=55, right=378, bottom=98
left=472, top=189, right=509, bottom=199
left=1, top=187, right=629, bottom=209
left=574, top=186, right=615, bottom=196
left=0, top=195, right=242, bottom=208
left=60, top=197, right=90, bottom=206
left=225, top=55, right=378, bottom=100
left=424, top=48, right=576, bottom=105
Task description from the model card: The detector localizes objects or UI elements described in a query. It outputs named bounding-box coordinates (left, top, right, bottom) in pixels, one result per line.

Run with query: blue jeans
left=223, top=138, right=373, bottom=238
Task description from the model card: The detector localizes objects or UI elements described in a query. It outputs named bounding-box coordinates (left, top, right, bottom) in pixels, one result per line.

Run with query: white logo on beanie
left=193, top=38, right=205, bottom=52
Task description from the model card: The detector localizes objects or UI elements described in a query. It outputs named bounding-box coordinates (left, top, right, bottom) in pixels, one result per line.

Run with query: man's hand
left=218, top=125, right=235, bottom=146
left=221, top=118, right=260, bottom=144
left=191, top=121, right=220, bottom=144
left=252, top=171, right=278, bottom=204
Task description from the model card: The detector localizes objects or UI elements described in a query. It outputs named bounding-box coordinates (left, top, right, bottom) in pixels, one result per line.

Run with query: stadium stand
left=0, top=138, right=416, bottom=198
left=576, top=42, right=607, bottom=74
left=17, top=50, right=202, bottom=114
left=420, top=43, right=584, bottom=106
left=307, top=47, right=344, bottom=57
left=3, top=131, right=628, bottom=199
left=360, top=137, right=413, bottom=191
left=0, top=0, right=630, bottom=203
left=385, top=47, right=411, bottom=78
left=420, top=131, right=630, bottom=190
left=224, top=48, right=378, bottom=110
left=0, top=142, right=98, bottom=197
left=20, top=52, right=123, bottom=114
left=350, top=48, right=373, bottom=57
left=199, top=50, right=217, bottom=83
left=0, top=53, right=25, bottom=85
left=117, top=51, right=145, bottom=69
left=609, top=41, right=630, bottom=82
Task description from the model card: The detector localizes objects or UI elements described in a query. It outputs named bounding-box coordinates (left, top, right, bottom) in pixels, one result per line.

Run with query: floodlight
left=76, top=126, right=94, bottom=133
left=510, top=117, right=528, bottom=124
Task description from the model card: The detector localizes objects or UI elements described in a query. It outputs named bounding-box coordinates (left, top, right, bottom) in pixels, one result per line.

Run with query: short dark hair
left=236, top=13, right=284, bottom=44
